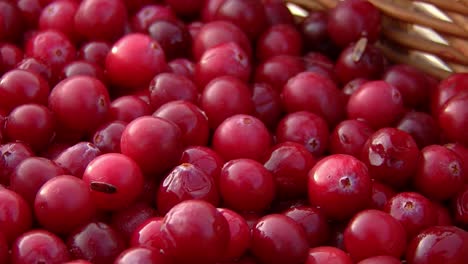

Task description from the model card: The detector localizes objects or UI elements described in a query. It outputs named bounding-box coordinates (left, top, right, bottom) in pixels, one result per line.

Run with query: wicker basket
left=285, top=0, right=468, bottom=79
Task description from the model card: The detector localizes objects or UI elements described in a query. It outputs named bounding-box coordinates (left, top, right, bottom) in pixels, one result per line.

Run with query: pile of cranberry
left=0, top=0, right=467, bottom=263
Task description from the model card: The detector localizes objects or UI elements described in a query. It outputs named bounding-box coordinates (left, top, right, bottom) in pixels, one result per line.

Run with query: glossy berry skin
left=282, top=72, right=345, bottom=127
left=251, top=82, right=283, bottom=129
left=453, top=185, right=468, bottom=226
left=109, top=95, right=151, bottom=123
left=344, top=209, right=407, bottom=261
left=153, top=101, right=209, bottom=147
left=157, top=163, right=219, bottom=214
left=357, top=255, right=402, bottom=264
left=74, top=0, right=127, bottom=41
left=283, top=205, right=330, bottom=248
left=61, top=60, right=106, bottom=82
left=369, top=180, right=396, bottom=210
left=130, top=4, right=177, bottom=33
left=159, top=200, right=230, bottom=264
left=217, top=208, right=251, bottom=261
left=168, top=58, right=196, bottom=81
left=347, top=80, right=405, bottom=129
left=256, top=24, right=302, bottom=61
left=79, top=41, right=111, bottom=67
left=220, top=158, right=275, bottom=213
left=83, top=153, right=144, bottom=211
left=396, top=111, right=440, bottom=148
left=67, top=222, right=126, bottom=264
left=276, top=111, right=329, bottom=157
left=414, top=145, right=464, bottom=201
left=16, top=57, right=55, bottom=86
left=0, top=1, right=24, bottom=42
left=251, top=214, right=309, bottom=264
left=179, top=146, right=224, bottom=185
left=130, top=217, right=164, bottom=251
left=430, top=72, right=468, bottom=115
left=406, top=226, right=468, bottom=264
left=0, top=143, right=35, bottom=186
left=110, top=202, right=155, bottom=241
left=92, top=121, right=127, bottom=154
left=105, top=33, right=167, bottom=91
left=212, top=114, right=271, bottom=162
left=120, top=116, right=183, bottom=176
left=200, top=76, right=254, bottom=129
left=39, top=0, right=80, bottom=42
left=254, top=55, right=305, bottom=92
left=327, top=0, right=381, bottom=47
left=445, top=143, right=468, bottom=183
left=308, top=154, right=372, bottom=220
left=34, top=175, right=95, bottom=235
left=438, top=92, right=468, bottom=147
left=149, top=72, right=199, bottom=111
left=0, top=43, right=23, bottom=75
left=384, top=192, right=437, bottom=240
left=264, top=142, right=317, bottom=200
left=0, top=188, right=32, bottom=244
left=49, top=76, right=110, bottom=135
left=54, top=142, right=101, bottom=178
left=329, top=119, right=374, bottom=158
left=114, top=247, right=170, bottom=264
left=11, top=230, right=70, bottom=263
left=148, top=19, right=192, bottom=60
left=306, top=246, right=353, bottom=264
left=361, top=128, right=420, bottom=189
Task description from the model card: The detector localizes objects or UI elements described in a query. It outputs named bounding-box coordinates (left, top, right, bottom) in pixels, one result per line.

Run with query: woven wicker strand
left=286, top=0, right=468, bottom=79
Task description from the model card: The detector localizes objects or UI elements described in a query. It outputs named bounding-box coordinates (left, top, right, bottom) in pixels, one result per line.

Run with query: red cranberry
left=357, top=255, right=402, bottom=264
left=430, top=72, right=468, bottom=115
left=0, top=43, right=23, bottom=75
left=347, top=80, right=405, bottom=129
left=105, top=33, right=167, bottom=91
left=254, top=55, right=305, bottom=92
left=54, top=142, right=101, bottom=178
left=159, top=200, right=230, bottom=263
left=168, top=58, right=196, bottom=81
left=196, top=42, right=251, bottom=88
left=92, top=121, right=126, bottom=154
left=120, top=116, right=183, bottom=177
left=74, top=0, right=127, bottom=41
left=251, top=82, right=283, bottom=130
left=446, top=142, right=468, bottom=183
left=0, top=2, right=24, bottom=42
left=109, top=95, right=151, bottom=123
left=130, top=217, right=164, bottom=251
left=67, top=221, right=126, bottom=264
left=17, top=0, right=42, bottom=28
left=263, top=0, right=295, bottom=26
left=35, top=175, right=95, bottom=234
left=453, top=185, right=468, bottom=226
left=327, top=0, right=381, bottom=47
left=256, top=24, right=302, bottom=61
left=264, top=142, right=317, bottom=200
left=0, top=69, right=49, bottom=113
left=11, top=230, right=70, bottom=263
left=200, top=76, right=254, bottom=129
left=16, top=57, right=55, bottom=85
left=276, top=111, right=329, bottom=157
left=61, top=60, right=106, bottom=83
left=282, top=72, right=345, bottom=127
left=329, top=119, right=374, bottom=158
left=301, top=11, right=329, bottom=50
left=10, top=157, right=65, bottom=206
left=283, top=205, right=330, bottom=248
left=115, top=247, right=170, bottom=264
left=369, top=180, right=396, bottom=210
left=148, top=19, right=191, bottom=60
left=344, top=209, right=407, bottom=261
left=306, top=246, right=353, bottom=264
left=309, top=154, right=372, bottom=220
left=179, top=145, right=224, bottom=180
left=217, top=208, right=251, bottom=261
left=0, top=188, right=32, bottom=244
left=438, top=91, right=468, bottom=147
left=342, top=78, right=368, bottom=99
left=0, top=142, right=34, bottom=186
left=213, top=114, right=271, bottom=162
left=149, top=72, right=199, bottom=111
left=78, top=41, right=111, bottom=67
left=251, top=214, right=309, bottom=264
left=360, top=128, right=420, bottom=189
left=110, top=202, right=155, bottom=240
left=83, top=153, right=144, bottom=211
left=130, top=4, right=177, bottom=33
left=39, top=0, right=80, bottom=42
left=414, top=145, right=464, bottom=201
left=406, top=226, right=468, bottom=264
left=396, top=111, right=440, bottom=148
left=303, top=52, right=338, bottom=83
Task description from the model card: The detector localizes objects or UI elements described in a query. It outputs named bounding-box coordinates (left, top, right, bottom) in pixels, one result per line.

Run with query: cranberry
left=0, top=69, right=49, bottom=113
left=78, top=41, right=111, bottom=67
left=276, top=111, right=329, bottom=157
left=35, top=175, right=95, bottom=234
left=309, top=154, right=372, bottom=220
left=347, top=80, right=405, bottom=129
left=120, top=116, right=183, bottom=177
left=17, top=0, right=42, bottom=28
left=0, top=43, right=23, bottom=75
left=159, top=200, right=230, bottom=263
left=61, top=60, right=106, bottom=83
left=0, top=2, right=24, bottom=42
left=39, top=0, right=80, bottom=42
left=10, top=157, right=65, bottom=205
left=83, top=153, right=144, bottom=211
left=254, top=55, right=305, bottom=92
left=109, top=95, right=151, bottom=123
left=432, top=201, right=453, bottom=226
left=0, top=188, right=32, bottom=244
left=406, top=226, right=468, bottom=264
left=369, top=180, right=396, bottom=210
left=264, top=142, right=317, bottom=200
left=54, top=142, right=101, bottom=178
left=357, top=255, right=402, bottom=264
left=130, top=217, right=164, bottom=251
left=342, top=78, right=368, bottom=99
left=92, top=121, right=126, bottom=153
left=329, top=119, right=374, bottom=157
left=263, top=0, right=295, bottom=26
left=446, top=142, right=468, bottom=183
left=110, top=202, right=155, bottom=240
left=220, top=158, right=275, bottom=212
left=251, top=82, right=283, bottom=129
left=105, top=33, right=167, bottom=91
left=256, top=24, right=302, bottom=61
left=396, top=111, right=440, bottom=148
left=438, top=91, right=468, bottom=147
left=361, top=128, right=420, bottom=189
left=74, top=0, right=127, bottom=41
left=430, top=72, right=468, bottom=115
left=67, top=221, right=126, bottom=264
left=168, top=58, right=196, bottom=81
left=16, top=57, right=55, bottom=85
left=453, top=185, right=468, bottom=226
left=115, top=247, right=170, bottom=264
left=200, top=76, right=254, bottom=129
left=251, top=214, right=309, bottom=264
left=301, top=11, right=329, bottom=50
left=218, top=208, right=251, bottom=261
left=303, top=52, right=338, bottom=82
left=335, top=41, right=387, bottom=84
left=179, top=146, right=224, bottom=183
left=149, top=72, right=199, bottom=111
left=283, top=205, right=330, bottom=247
left=0, top=142, right=34, bottom=186
left=282, top=72, right=345, bottom=126
left=148, top=19, right=191, bottom=60
left=344, top=209, right=407, bottom=261
left=306, top=246, right=353, bottom=264
left=11, top=230, right=70, bottom=263
left=213, top=114, right=271, bottom=162
left=196, top=42, right=251, bottom=88
left=327, top=0, right=381, bottom=47
left=130, top=4, right=177, bottom=33
left=414, top=145, right=464, bottom=201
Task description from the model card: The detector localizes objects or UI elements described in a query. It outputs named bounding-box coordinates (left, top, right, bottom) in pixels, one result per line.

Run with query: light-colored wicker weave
left=286, top=0, right=468, bottom=79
